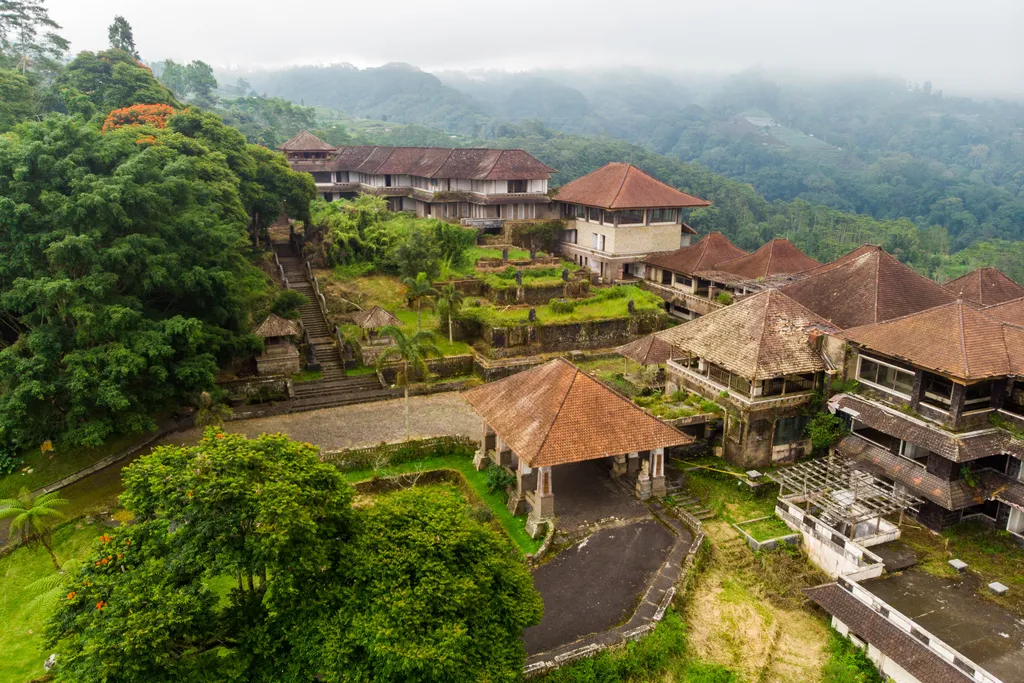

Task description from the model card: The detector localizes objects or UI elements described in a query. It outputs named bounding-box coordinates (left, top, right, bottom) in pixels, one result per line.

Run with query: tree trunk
left=404, top=384, right=410, bottom=441
left=448, top=314, right=454, bottom=345
left=39, top=535, right=61, bottom=571
left=416, top=301, right=422, bottom=330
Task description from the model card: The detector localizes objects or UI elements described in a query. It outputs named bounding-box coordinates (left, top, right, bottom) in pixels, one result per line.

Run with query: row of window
left=857, top=355, right=994, bottom=411
left=562, top=204, right=679, bottom=225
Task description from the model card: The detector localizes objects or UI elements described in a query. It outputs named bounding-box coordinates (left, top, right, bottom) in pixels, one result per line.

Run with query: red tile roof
left=327, top=145, right=554, bottom=180
left=943, top=267, right=1024, bottom=305
left=984, top=296, right=1024, bottom=326
left=658, top=289, right=838, bottom=380
left=712, top=239, right=820, bottom=280
left=277, top=130, right=336, bottom=152
left=841, top=300, right=1024, bottom=381
left=554, top=163, right=710, bottom=209
left=643, top=232, right=748, bottom=275
left=780, top=245, right=956, bottom=329
left=462, top=358, right=691, bottom=467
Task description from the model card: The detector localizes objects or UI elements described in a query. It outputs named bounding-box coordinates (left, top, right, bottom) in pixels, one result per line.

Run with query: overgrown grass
left=343, top=453, right=543, bottom=555
left=634, top=391, right=723, bottom=419
left=821, top=629, right=884, bottom=683
left=461, top=285, right=663, bottom=326
left=0, top=522, right=105, bottom=683
left=291, top=369, right=323, bottom=383
left=737, top=516, right=794, bottom=542
left=539, top=610, right=737, bottom=682
left=0, top=432, right=142, bottom=498
left=392, top=308, right=475, bottom=356
left=677, top=465, right=779, bottom=525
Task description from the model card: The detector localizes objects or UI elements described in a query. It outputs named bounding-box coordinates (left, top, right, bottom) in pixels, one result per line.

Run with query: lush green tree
left=0, top=488, right=67, bottom=569
left=402, top=272, right=437, bottom=331
left=0, top=66, right=34, bottom=129
left=157, top=59, right=188, bottom=98
left=0, top=0, right=69, bottom=74
left=47, top=430, right=356, bottom=683
left=217, top=95, right=317, bottom=147
left=270, top=289, right=308, bottom=320
left=107, top=15, right=138, bottom=58
left=57, top=49, right=179, bottom=118
left=185, top=59, right=217, bottom=103
left=376, top=326, right=440, bottom=439
left=390, top=222, right=443, bottom=280
left=436, top=282, right=463, bottom=344
left=321, top=486, right=543, bottom=682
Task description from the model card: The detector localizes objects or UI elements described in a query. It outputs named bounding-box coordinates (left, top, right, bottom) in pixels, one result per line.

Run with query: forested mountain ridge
left=240, top=64, right=1024, bottom=251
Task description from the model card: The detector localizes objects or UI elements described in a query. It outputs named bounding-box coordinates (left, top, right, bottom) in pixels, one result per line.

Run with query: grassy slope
left=0, top=433, right=140, bottom=499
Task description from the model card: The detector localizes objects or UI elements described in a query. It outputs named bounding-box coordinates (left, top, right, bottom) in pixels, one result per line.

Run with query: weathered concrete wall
left=380, top=354, right=474, bottom=384
left=490, top=280, right=589, bottom=305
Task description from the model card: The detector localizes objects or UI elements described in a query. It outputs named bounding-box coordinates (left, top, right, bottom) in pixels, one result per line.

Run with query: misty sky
left=49, top=0, right=1023, bottom=96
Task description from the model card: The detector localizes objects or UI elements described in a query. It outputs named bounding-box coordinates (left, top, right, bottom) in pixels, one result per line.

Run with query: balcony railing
left=667, top=360, right=815, bottom=408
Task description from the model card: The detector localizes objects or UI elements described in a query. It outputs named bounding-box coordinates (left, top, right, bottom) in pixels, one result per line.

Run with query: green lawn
left=392, top=308, right=474, bottom=356
left=463, top=285, right=663, bottom=326
left=344, top=454, right=543, bottom=555
left=0, top=522, right=105, bottom=683
left=676, top=464, right=779, bottom=525
left=737, top=516, right=795, bottom=542
left=0, top=432, right=142, bottom=499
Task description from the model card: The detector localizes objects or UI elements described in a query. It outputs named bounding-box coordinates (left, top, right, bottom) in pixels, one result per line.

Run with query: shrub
left=821, top=629, right=884, bottom=683
left=549, top=298, right=577, bottom=314
left=270, top=289, right=309, bottom=320
left=469, top=504, right=494, bottom=524
left=716, top=291, right=734, bottom=305
left=591, top=285, right=629, bottom=301
left=806, top=412, right=849, bottom=450
left=327, top=436, right=476, bottom=472
left=485, top=464, right=516, bottom=495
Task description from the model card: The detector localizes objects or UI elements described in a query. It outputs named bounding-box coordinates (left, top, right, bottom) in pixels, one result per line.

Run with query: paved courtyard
left=551, top=460, right=651, bottom=533
left=165, top=393, right=481, bottom=451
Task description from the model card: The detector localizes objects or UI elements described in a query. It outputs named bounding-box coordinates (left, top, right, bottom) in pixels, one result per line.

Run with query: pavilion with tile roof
left=710, top=238, right=821, bottom=280
left=943, top=267, right=1024, bottom=306
left=463, top=358, right=692, bottom=536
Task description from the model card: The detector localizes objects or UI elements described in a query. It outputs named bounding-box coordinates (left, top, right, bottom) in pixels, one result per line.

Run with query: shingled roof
left=841, top=300, right=1024, bottom=381
left=944, top=267, right=1024, bottom=306
left=462, top=358, right=691, bottom=467
left=617, top=334, right=676, bottom=366
left=644, top=232, right=748, bottom=275
left=327, top=146, right=554, bottom=180
left=351, top=305, right=401, bottom=329
left=805, top=584, right=973, bottom=683
left=780, top=245, right=956, bottom=329
left=712, top=238, right=820, bottom=280
left=252, top=314, right=301, bottom=338
left=554, top=163, right=710, bottom=209
left=657, top=289, right=837, bottom=380
left=277, top=130, right=336, bottom=152
left=984, top=296, right=1024, bottom=326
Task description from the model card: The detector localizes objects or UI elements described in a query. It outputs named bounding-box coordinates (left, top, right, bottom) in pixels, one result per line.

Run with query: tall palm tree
left=0, top=489, right=68, bottom=570
left=377, top=326, right=441, bottom=440
left=436, top=283, right=465, bottom=345
left=402, top=272, right=438, bottom=331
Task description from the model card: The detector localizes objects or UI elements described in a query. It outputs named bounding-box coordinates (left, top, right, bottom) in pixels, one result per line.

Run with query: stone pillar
left=949, top=382, right=967, bottom=429
left=909, top=371, right=925, bottom=412
left=635, top=453, right=652, bottom=500
left=626, top=452, right=640, bottom=475
left=473, top=419, right=496, bottom=470
left=611, top=454, right=628, bottom=478
left=526, top=466, right=554, bottom=538
left=508, top=459, right=533, bottom=515
left=651, top=447, right=667, bottom=498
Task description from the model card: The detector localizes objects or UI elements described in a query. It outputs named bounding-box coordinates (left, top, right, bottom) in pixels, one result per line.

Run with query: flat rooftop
left=862, top=570, right=1024, bottom=683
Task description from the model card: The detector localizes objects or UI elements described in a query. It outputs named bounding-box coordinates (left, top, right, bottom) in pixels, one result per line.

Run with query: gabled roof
left=617, top=334, right=676, bottom=366
left=944, top=267, right=1024, bottom=306
left=712, top=238, right=820, bottom=280
left=277, top=130, right=336, bottom=152
left=644, top=232, right=748, bottom=275
left=984, top=296, right=1024, bottom=326
left=841, top=300, right=1024, bottom=381
left=462, top=358, right=691, bottom=467
left=252, top=313, right=301, bottom=338
left=330, top=146, right=554, bottom=180
left=780, top=245, right=956, bottom=329
left=554, top=163, right=710, bottom=209
left=351, top=305, right=401, bottom=329
left=656, top=289, right=837, bottom=380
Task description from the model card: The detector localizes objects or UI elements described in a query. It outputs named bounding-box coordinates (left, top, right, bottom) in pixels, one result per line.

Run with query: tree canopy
left=107, top=16, right=138, bottom=59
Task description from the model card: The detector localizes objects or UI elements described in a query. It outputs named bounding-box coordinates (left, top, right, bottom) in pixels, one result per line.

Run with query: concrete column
left=949, top=383, right=967, bottom=429
left=626, top=451, right=640, bottom=475
left=909, top=371, right=925, bottom=411
left=526, top=465, right=555, bottom=539
left=635, top=452, right=652, bottom=500
left=611, top=454, right=628, bottom=478
left=651, top=447, right=667, bottom=497
left=473, top=419, right=496, bottom=470
left=508, top=459, right=533, bottom=515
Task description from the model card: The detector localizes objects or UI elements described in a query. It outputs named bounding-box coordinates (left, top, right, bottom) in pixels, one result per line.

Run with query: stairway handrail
left=272, top=249, right=289, bottom=289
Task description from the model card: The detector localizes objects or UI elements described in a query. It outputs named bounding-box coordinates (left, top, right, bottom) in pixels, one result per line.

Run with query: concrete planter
left=732, top=515, right=802, bottom=552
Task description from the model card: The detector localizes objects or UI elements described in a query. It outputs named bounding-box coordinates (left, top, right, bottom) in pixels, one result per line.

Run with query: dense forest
left=236, top=63, right=1024, bottom=252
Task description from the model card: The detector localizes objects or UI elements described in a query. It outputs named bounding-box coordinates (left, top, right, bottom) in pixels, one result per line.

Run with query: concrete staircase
left=665, top=486, right=716, bottom=521
left=272, top=242, right=397, bottom=407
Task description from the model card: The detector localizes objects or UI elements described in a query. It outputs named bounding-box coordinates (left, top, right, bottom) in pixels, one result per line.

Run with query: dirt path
left=684, top=521, right=828, bottom=683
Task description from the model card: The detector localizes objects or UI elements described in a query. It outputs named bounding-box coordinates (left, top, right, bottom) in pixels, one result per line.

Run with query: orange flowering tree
left=101, top=103, right=176, bottom=132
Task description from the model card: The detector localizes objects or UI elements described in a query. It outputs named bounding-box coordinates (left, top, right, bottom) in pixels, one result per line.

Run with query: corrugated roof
left=462, top=358, right=691, bottom=467
left=841, top=300, right=1024, bottom=381
left=780, top=245, right=956, bottom=329
left=554, top=163, right=710, bottom=209
left=656, top=289, right=837, bottom=380
left=644, top=232, right=748, bottom=275
left=804, top=584, right=973, bottom=683
left=277, top=130, right=336, bottom=152
left=712, top=239, right=820, bottom=280
left=944, top=267, right=1024, bottom=306
left=351, top=305, right=401, bottom=329
left=252, top=313, right=301, bottom=338
left=617, top=334, right=676, bottom=366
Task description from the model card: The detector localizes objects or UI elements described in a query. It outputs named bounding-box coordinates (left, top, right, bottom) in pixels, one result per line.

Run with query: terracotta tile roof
left=554, top=163, right=710, bottom=209
left=462, top=358, right=691, bottom=467
left=644, top=232, right=748, bottom=275
left=252, top=314, right=301, bottom=338
left=830, top=394, right=1024, bottom=462
left=805, top=583, right=973, bottom=683
left=657, top=290, right=837, bottom=380
left=351, top=306, right=401, bottom=329
left=983, top=296, right=1024, bottom=326
left=617, top=334, right=676, bottom=366
left=328, top=146, right=553, bottom=180
left=277, top=130, right=336, bottom=152
left=780, top=245, right=956, bottom=329
left=712, top=239, right=821, bottom=280
left=841, top=300, right=1024, bottom=381
left=944, top=267, right=1024, bottom=305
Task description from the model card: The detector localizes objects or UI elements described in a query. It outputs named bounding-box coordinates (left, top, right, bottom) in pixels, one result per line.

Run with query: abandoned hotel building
left=281, top=132, right=1024, bottom=683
